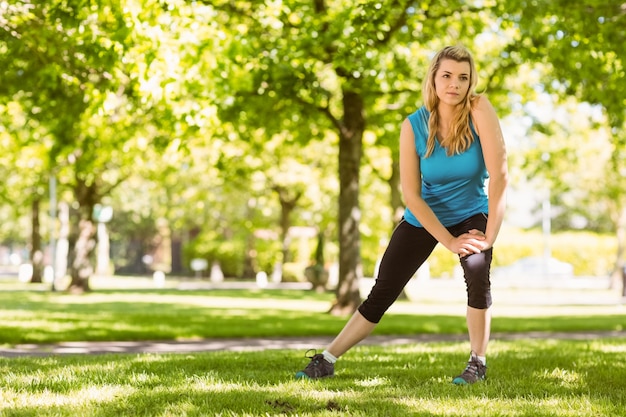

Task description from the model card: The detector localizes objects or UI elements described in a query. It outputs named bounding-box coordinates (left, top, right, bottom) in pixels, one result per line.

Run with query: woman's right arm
left=399, top=118, right=484, bottom=256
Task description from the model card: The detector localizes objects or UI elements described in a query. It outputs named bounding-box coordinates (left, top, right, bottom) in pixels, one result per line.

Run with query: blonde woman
left=296, top=45, right=508, bottom=384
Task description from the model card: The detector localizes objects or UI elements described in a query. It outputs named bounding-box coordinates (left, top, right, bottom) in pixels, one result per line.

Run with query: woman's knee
left=462, top=250, right=493, bottom=308
left=467, top=289, right=492, bottom=309
left=357, top=303, right=384, bottom=324
left=358, top=284, right=405, bottom=323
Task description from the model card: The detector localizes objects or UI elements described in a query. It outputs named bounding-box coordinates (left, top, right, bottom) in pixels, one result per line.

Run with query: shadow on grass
left=1, top=339, right=625, bottom=416
left=0, top=289, right=624, bottom=345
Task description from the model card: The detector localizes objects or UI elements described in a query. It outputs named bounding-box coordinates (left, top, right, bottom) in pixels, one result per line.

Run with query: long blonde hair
left=422, top=45, right=479, bottom=157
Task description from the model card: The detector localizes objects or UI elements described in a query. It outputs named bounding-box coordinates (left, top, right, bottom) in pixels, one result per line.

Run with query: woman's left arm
left=472, top=95, right=509, bottom=249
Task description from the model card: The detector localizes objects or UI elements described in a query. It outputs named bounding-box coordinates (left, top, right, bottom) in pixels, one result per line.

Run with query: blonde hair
left=422, top=45, right=479, bottom=157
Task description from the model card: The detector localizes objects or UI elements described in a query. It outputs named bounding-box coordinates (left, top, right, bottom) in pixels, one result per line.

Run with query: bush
left=253, top=238, right=282, bottom=275
left=361, top=226, right=617, bottom=278
left=184, top=232, right=246, bottom=278
left=489, top=227, right=615, bottom=276
left=281, top=262, right=308, bottom=282
left=186, top=225, right=617, bottom=280
left=548, top=231, right=616, bottom=276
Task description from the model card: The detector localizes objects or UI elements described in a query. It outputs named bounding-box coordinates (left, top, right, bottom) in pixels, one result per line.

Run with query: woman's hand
left=449, top=229, right=490, bottom=257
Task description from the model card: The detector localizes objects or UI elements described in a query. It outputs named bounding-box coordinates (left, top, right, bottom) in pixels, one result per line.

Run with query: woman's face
left=434, top=59, right=471, bottom=107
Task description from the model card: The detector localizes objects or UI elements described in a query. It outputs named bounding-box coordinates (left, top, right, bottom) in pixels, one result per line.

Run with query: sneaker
left=295, top=350, right=334, bottom=380
left=452, top=354, right=486, bottom=385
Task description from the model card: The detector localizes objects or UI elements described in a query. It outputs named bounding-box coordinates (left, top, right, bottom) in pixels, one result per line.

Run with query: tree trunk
left=68, top=219, right=96, bottom=293
left=30, top=198, right=44, bottom=283
left=274, top=185, right=302, bottom=275
left=151, top=219, right=172, bottom=273
left=243, top=232, right=256, bottom=278
left=170, top=234, right=183, bottom=274
left=329, top=89, right=365, bottom=315
left=68, top=178, right=99, bottom=293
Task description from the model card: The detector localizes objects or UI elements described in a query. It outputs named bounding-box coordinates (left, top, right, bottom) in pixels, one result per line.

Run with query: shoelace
left=462, top=359, right=483, bottom=377
left=303, top=349, right=323, bottom=369
left=304, top=348, right=318, bottom=359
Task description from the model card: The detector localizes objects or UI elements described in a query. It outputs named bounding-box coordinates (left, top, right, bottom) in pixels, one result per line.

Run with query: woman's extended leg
left=295, top=220, right=437, bottom=379
left=325, top=310, right=376, bottom=358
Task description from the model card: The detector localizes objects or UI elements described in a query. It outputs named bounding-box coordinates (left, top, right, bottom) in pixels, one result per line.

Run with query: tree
left=206, top=0, right=514, bottom=313
left=0, top=99, right=52, bottom=283
left=502, top=0, right=626, bottom=285
left=1, top=0, right=224, bottom=290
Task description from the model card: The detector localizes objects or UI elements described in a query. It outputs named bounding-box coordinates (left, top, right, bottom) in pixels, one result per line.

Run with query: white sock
left=322, top=350, right=337, bottom=364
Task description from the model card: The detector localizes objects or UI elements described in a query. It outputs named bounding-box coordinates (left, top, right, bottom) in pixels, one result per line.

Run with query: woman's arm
left=471, top=95, right=509, bottom=249
left=399, top=118, right=486, bottom=255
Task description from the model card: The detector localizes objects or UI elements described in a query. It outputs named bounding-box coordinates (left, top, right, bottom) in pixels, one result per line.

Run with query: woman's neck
left=436, top=102, right=460, bottom=140
left=437, top=101, right=457, bottom=120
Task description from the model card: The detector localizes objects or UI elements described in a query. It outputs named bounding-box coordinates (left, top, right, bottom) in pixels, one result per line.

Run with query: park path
left=2, top=330, right=625, bottom=358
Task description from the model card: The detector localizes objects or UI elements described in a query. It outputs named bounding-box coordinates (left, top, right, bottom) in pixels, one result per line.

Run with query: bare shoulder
left=471, top=94, right=497, bottom=117
left=470, top=95, right=500, bottom=136
left=400, top=117, right=414, bottom=139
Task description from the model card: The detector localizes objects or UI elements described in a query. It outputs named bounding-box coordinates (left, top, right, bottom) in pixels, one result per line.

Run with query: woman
left=295, top=45, right=508, bottom=384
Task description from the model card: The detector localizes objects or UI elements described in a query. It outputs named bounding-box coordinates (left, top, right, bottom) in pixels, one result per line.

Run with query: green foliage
left=417, top=227, right=617, bottom=278
left=207, top=0, right=520, bottom=299
left=360, top=233, right=382, bottom=278
left=185, top=232, right=247, bottom=278
left=253, top=237, right=283, bottom=275
left=495, top=227, right=617, bottom=276
left=502, top=0, right=625, bottom=126
left=1, top=0, right=625, bottom=288
left=107, top=208, right=158, bottom=274
left=425, top=246, right=461, bottom=278
left=501, top=0, right=626, bottom=254
left=282, top=261, right=309, bottom=282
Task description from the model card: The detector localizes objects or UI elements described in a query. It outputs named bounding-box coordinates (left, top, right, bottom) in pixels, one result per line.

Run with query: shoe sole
left=295, top=371, right=334, bottom=380
left=452, top=377, right=469, bottom=385
left=452, top=376, right=485, bottom=385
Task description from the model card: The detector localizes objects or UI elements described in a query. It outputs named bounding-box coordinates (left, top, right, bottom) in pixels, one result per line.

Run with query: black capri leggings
left=358, top=213, right=492, bottom=324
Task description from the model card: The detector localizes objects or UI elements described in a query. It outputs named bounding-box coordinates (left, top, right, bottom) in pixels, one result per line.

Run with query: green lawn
left=1, top=339, right=624, bottom=416
left=0, top=284, right=624, bottom=345
left=0, top=281, right=625, bottom=416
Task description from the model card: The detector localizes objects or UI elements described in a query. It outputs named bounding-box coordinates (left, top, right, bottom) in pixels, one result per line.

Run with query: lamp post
left=541, top=152, right=552, bottom=277
left=93, top=204, right=113, bottom=276
left=49, top=175, right=57, bottom=291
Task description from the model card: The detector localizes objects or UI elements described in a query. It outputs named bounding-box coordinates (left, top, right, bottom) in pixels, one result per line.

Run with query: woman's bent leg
left=449, top=213, right=492, bottom=384
left=466, top=306, right=491, bottom=356
left=461, top=247, right=492, bottom=356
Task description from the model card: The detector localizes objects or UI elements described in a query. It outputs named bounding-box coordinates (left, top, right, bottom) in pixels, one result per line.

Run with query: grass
left=1, top=339, right=625, bottom=416
left=0, top=279, right=625, bottom=416
left=0, top=283, right=624, bottom=345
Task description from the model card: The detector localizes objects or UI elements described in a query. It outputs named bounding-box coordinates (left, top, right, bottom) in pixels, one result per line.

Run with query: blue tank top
left=403, top=106, right=489, bottom=227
